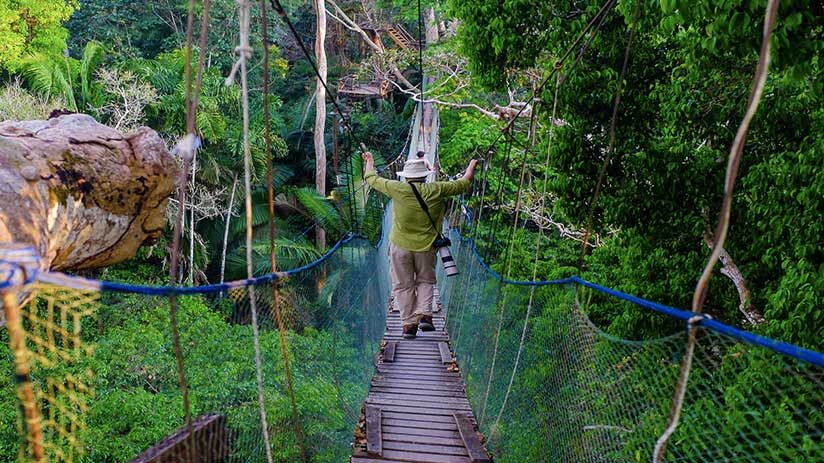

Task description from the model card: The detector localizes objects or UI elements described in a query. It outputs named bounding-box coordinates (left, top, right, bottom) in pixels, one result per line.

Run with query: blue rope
left=30, top=234, right=362, bottom=296
left=8, top=206, right=824, bottom=368
left=455, top=229, right=824, bottom=368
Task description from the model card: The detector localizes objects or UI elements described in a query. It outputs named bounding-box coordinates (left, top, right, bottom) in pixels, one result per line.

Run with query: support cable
left=577, top=0, right=639, bottom=270
left=261, top=1, right=309, bottom=461
left=168, top=1, right=212, bottom=460
left=653, top=1, right=780, bottom=460
left=230, top=1, right=275, bottom=461
left=491, top=74, right=563, bottom=436
left=479, top=108, right=538, bottom=428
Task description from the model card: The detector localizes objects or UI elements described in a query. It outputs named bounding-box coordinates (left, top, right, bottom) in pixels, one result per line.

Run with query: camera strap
left=409, top=182, right=444, bottom=240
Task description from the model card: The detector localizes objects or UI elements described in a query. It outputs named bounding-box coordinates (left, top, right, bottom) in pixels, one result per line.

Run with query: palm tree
left=20, top=41, right=105, bottom=113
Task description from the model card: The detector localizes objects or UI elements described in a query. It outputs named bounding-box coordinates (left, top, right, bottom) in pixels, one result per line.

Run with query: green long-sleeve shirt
left=365, top=169, right=470, bottom=251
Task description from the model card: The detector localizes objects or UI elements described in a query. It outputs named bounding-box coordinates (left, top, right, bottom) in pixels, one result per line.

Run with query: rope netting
left=438, top=223, right=824, bottom=463
left=2, top=201, right=824, bottom=462
left=0, top=210, right=392, bottom=462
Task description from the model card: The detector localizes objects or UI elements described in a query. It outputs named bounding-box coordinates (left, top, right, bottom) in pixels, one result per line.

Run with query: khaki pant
left=390, top=243, right=436, bottom=325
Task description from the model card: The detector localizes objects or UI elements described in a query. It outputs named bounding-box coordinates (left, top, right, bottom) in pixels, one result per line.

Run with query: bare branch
left=702, top=232, right=765, bottom=325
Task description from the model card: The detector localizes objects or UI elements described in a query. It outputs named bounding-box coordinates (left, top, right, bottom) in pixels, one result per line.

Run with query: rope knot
left=687, top=313, right=712, bottom=326
left=235, top=45, right=253, bottom=58
left=172, top=134, right=201, bottom=162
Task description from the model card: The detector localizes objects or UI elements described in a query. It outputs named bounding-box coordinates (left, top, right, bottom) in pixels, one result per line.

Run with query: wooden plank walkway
left=352, top=290, right=492, bottom=463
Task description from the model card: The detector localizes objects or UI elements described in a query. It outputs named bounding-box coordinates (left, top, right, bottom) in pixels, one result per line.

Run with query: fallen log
left=0, top=114, right=179, bottom=273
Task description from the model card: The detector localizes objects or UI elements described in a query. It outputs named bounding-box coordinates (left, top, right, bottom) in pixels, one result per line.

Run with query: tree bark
left=315, top=0, right=328, bottom=250
left=702, top=232, right=765, bottom=325
left=219, top=175, right=238, bottom=297
left=0, top=114, right=178, bottom=272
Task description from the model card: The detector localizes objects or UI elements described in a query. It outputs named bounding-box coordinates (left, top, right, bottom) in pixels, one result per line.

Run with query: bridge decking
left=352, top=291, right=492, bottom=463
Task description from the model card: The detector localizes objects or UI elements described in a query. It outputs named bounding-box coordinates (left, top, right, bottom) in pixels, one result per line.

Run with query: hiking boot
left=418, top=315, right=435, bottom=332
left=403, top=323, right=418, bottom=339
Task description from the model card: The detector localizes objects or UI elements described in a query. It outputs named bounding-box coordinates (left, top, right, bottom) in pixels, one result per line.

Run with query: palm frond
left=20, top=55, right=56, bottom=97
left=53, top=59, right=78, bottom=111
left=292, top=187, right=344, bottom=235
left=225, top=236, right=322, bottom=279
left=80, top=41, right=105, bottom=108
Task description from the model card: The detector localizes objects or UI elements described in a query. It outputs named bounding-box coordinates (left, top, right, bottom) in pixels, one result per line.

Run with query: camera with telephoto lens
left=433, top=236, right=458, bottom=277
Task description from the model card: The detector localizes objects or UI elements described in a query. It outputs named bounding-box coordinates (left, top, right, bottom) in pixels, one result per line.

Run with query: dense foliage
left=445, top=0, right=823, bottom=349
left=1, top=0, right=822, bottom=461
left=0, top=0, right=404, bottom=461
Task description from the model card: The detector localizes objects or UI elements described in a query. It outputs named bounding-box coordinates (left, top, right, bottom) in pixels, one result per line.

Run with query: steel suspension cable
left=491, top=74, right=563, bottom=435
left=261, top=1, right=309, bottom=461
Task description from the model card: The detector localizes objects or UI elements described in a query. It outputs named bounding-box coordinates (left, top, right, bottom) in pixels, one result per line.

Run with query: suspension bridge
left=2, top=0, right=823, bottom=462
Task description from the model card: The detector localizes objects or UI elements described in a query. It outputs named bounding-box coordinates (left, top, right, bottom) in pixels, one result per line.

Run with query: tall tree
left=0, top=0, right=78, bottom=71
left=314, top=0, right=328, bottom=249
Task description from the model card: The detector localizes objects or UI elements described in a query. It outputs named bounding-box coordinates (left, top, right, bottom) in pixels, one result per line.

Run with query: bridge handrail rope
left=230, top=1, right=278, bottom=461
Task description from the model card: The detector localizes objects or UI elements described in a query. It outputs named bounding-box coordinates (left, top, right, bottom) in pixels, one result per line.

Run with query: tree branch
left=702, top=232, right=765, bottom=325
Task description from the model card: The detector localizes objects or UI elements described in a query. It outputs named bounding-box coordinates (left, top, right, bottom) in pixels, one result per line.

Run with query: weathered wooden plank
left=379, top=365, right=451, bottom=374
left=381, top=425, right=462, bottom=439
left=382, top=432, right=468, bottom=447
left=454, top=413, right=491, bottom=463
left=352, top=458, right=405, bottom=463
left=393, top=353, right=443, bottom=360
left=130, top=414, right=229, bottom=463
left=371, top=379, right=465, bottom=391
left=383, top=441, right=469, bottom=456
left=382, top=418, right=458, bottom=431
left=377, top=365, right=460, bottom=375
left=367, top=393, right=471, bottom=406
left=373, top=375, right=463, bottom=386
left=370, top=387, right=469, bottom=398
left=365, top=404, right=460, bottom=416
left=438, top=342, right=454, bottom=364
left=353, top=450, right=472, bottom=463
left=385, top=361, right=446, bottom=368
left=365, top=405, right=381, bottom=456
left=381, top=411, right=463, bottom=424
left=383, top=341, right=397, bottom=363
left=367, top=399, right=471, bottom=412
left=380, top=449, right=471, bottom=463
left=366, top=397, right=472, bottom=412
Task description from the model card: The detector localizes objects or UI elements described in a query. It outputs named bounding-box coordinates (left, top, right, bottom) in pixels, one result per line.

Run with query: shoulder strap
left=409, top=183, right=443, bottom=238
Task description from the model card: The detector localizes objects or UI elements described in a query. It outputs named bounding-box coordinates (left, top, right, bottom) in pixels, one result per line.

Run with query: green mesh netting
left=1, top=214, right=392, bottom=462
left=439, top=228, right=824, bottom=463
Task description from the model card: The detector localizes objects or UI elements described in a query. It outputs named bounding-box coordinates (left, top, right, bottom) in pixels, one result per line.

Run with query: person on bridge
left=363, top=151, right=478, bottom=339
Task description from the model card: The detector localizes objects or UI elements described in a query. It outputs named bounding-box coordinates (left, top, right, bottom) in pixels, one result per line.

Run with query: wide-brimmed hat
left=396, top=159, right=432, bottom=179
